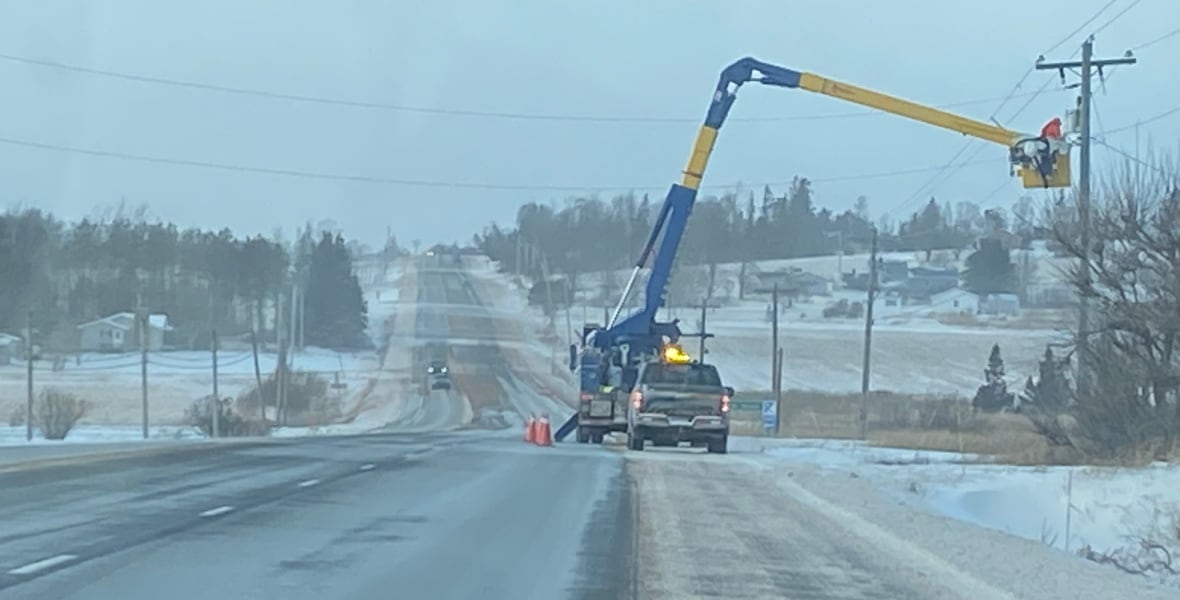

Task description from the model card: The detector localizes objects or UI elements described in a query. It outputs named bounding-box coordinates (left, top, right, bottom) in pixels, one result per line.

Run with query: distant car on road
left=426, top=360, right=451, bottom=391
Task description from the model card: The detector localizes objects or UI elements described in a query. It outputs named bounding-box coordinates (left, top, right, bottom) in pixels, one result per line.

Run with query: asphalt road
left=0, top=432, right=631, bottom=600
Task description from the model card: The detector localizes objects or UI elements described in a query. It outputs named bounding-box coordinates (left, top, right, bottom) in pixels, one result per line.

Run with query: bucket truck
left=554, top=57, right=1072, bottom=445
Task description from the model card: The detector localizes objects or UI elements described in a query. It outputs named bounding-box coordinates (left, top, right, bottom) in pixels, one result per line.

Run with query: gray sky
left=1, top=0, right=1176, bottom=248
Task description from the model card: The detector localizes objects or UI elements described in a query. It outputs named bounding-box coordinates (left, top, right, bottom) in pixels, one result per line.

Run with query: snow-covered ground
left=520, top=247, right=1074, bottom=396
left=739, top=437, right=1180, bottom=587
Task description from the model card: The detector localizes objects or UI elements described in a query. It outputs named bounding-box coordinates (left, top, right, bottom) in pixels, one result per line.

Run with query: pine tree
left=304, top=232, right=369, bottom=349
left=963, top=238, right=1017, bottom=295
left=972, top=343, right=1015, bottom=412
left=1021, top=346, right=1071, bottom=411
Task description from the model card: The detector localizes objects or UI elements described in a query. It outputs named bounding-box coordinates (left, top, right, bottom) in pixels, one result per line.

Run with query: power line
left=1091, top=0, right=1142, bottom=36
left=1133, top=27, right=1180, bottom=50
left=882, top=0, right=1127, bottom=221
left=1101, top=105, right=1180, bottom=135
left=0, top=50, right=1045, bottom=124
left=0, top=132, right=1001, bottom=193
left=988, top=0, right=1117, bottom=119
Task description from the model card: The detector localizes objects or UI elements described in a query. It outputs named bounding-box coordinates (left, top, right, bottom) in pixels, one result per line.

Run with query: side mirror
left=568, top=344, right=578, bottom=372
left=724, top=386, right=735, bottom=397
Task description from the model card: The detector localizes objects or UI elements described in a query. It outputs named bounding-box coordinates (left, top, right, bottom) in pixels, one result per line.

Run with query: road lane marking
left=359, top=463, right=376, bottom=471
left=298, top=478, right=320, bottom=488
left=199, top=505, right=235, bottom=518
left=9, top=554, right=77, bottom=575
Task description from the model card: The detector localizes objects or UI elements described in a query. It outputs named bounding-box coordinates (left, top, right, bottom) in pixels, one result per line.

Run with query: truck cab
left=626, top=345, right=732, bottom=454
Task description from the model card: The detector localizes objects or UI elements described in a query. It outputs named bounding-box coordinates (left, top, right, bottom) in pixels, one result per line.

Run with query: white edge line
left=9, top=554, right=78, bottom=575
left=298, top=478, right=320, bottom=488
left=359, top=463, right=376, bottom=471
left=199, top=505, right=235, bottom=518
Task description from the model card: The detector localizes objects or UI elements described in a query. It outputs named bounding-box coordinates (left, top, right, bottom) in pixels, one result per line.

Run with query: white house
left=77, top=312, right=172, bottom=352
left=929, top=289, right=980, bottom=315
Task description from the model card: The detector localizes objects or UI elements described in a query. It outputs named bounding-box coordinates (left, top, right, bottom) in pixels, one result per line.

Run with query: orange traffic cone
left=524, top=414, right=536, bottom=443
left=536, top=413, right=553, bottom=447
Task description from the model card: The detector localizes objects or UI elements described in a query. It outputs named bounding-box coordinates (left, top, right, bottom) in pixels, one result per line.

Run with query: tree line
left=0, top=207, right=378, bottom=351
left=474, top=176, right=1045, bottom=283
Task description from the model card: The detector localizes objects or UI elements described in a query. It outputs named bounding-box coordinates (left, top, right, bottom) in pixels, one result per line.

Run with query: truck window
left=642, top=363, right=721, bottom=387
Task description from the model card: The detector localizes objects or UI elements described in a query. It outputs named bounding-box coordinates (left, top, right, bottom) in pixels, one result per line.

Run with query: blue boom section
left=556, top=58, right=804, bottom=442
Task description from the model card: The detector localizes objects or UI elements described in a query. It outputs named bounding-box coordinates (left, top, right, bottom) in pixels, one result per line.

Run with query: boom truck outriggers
left=554, top=56, right=1074, bottom=446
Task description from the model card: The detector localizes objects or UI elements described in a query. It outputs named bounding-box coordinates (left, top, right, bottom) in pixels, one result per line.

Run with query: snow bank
left=0, top=424, right=204, bottom=446
left=752, top=437, right=1180, bottom=584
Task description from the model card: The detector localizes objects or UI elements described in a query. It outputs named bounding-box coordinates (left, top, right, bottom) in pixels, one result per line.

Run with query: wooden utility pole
left=25, top=311, right=33, bottom=442
left=275, top=292, right=287, bottom=426
left=860, top=227, right=879, bottom=440
left=251, top=329, right=265, bottom=421
left=771, top=283, right=780, bottom=433
left=698, top=301, right=708, bottom=358
left=1036, top=37, right=1136, bottom=396
left=138, top=307, right=149, bottom=439
left=211, top=329, right=220, bottom=438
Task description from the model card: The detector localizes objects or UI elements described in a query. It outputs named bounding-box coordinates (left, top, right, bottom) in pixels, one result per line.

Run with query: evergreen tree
left=972, top=343, right=1015, bottom=412
left=1021, top=346, right=1071, bottom=411
left=304, top=232, right=369, bottom=349
left=963, top=238, right=1017, bottom=295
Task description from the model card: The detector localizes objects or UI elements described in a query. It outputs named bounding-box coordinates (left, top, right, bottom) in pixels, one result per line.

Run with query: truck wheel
left=628, top=431, right=644, bottom=451
left=591, top=432, right=605, bottom=444
left=576, top=428, right=590, bottom=444
left=707, top=436, right=728, bottom=454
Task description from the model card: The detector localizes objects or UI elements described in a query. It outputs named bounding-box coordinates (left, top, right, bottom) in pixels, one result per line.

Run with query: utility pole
left=276, top=291, right=287, bottom=426
left=211, top=329, right=220, bottom=438
left=1036, top=36, right=1136, bottom=396
left=771, top=283, right=780, bottom=433
left=860, top=227, right=879, bottom=440
left=251, top=329, right=265, bottom=421
left=698, top=301, right=708, bottom=358
left=138, top=306, right=149, bottom=439
left=25, top=311, right=33, bottom=442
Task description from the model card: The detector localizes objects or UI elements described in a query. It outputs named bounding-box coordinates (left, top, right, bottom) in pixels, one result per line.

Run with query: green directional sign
left=732, top=401, right=762, bottom=412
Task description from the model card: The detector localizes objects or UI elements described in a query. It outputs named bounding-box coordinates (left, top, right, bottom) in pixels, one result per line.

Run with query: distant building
left=907, top=266, right=960, bottom=296
left=0, top=333, right=24, bottom=363
left=980, top=293, right=1021, bottom=316
left=749, top=269, right=830, bottom=296
left=930, top=289, right=980, bottom=314
left=77, top=312, right=172, bottom=352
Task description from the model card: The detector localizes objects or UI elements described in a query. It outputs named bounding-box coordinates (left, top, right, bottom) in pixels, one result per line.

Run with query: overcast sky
left=0, top=0, right=1176, bottom=248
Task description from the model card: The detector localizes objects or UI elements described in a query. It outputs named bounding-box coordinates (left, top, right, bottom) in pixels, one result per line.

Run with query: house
left=930, top=289, right=980, bottom=314
left=748, top=268, right=829, bottom=296
left=0, top=333, right=24, bottom=363
left=873, top=290, right=906, bottom=317
left=77, top=312, right=172, bottom=352
left=876, top=259, right=910, bottom=284
left=907, top=266, right=960, bottom=296
left=980, top=293, right=1021, bottom=316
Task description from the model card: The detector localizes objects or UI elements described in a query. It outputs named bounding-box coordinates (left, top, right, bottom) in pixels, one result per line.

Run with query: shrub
left=36, top=388, right=87, bottom=440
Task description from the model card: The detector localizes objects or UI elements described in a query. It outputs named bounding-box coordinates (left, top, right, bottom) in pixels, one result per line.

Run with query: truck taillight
left=720, top=394, right=731, bottom=413
left=630, top=391, right=643, bottom=409
left=580, top=392, right=593, bottom=403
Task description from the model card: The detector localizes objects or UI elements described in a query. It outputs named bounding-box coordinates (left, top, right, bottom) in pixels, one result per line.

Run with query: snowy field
left=0, top=256, right=404, bottom=443
left=523, top=248, right=1073, bottom=396
left=736, top=437, right=1180, bottom=587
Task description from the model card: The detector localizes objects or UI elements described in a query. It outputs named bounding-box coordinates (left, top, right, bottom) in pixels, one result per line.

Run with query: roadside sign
left=761, top=400, right=777, bottom=432
left=732, top=400, right=761, bottom=412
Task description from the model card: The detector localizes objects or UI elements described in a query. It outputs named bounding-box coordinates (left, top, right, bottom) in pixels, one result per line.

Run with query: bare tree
left=1044, top=154, right=1180, bottom=459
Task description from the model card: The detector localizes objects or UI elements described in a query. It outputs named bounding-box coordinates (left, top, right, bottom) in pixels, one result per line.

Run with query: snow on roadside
left=743, top=437, right=1180, bottom=586
left=0, top=424, right=205, bottom=446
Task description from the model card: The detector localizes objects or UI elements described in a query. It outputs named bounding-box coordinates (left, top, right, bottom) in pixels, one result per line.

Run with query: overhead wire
left=0, top=50, right=1048, bottom=125
left=0, top=133, right=1002, bottom=194
left=881, top=0, right=1138, bottom=222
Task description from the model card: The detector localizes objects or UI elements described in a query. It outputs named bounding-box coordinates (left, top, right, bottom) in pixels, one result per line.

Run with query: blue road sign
left=761, top=400, right=777, bottom=431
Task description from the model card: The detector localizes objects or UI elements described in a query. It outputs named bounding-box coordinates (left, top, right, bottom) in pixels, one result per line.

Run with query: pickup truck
left=626, top=359, right=732, bottom=454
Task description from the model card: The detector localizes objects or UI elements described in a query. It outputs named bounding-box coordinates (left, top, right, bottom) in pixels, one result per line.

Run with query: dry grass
left=730, top=390, right=1072, bottom=464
